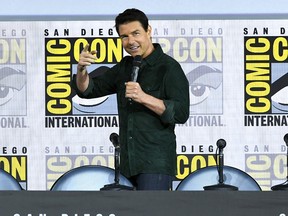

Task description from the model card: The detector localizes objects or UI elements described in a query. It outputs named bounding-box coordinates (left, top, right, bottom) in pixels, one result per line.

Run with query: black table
left=1, top=191, right=287, bottom=216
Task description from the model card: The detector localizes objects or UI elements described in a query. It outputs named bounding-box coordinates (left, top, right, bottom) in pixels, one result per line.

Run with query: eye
left=133, top=31, right=140, bottom=37
left=0, top=86, right=15, bottom=106
left=187, top=65, right=222, bottom=106
left=271, top=86, right=288, bottom=105
left=270, top=72, right=288, bottom=112
left=72, top=95, right=109, bottom=114
left=271, top=86, right=288, bottom=112
left=0, top=67, right=26, bottom=106
left=71, top=65, right=112, bottom=114
left=120, top=35, right=128, bottom=41
left=190, top=85, right=211, bottom=105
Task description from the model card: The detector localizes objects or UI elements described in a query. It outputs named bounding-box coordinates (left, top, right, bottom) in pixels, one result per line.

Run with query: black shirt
left=73, top=43, right=190, bottom=177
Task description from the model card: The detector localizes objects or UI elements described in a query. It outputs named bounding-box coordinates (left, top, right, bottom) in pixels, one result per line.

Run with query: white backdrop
left=2, top=0, right=288, bottom=16
left=0, top=17, right=287, bottom=191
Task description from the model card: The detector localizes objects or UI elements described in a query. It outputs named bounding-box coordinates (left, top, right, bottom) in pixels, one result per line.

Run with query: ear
left=147, top=25, right=152, bottom=36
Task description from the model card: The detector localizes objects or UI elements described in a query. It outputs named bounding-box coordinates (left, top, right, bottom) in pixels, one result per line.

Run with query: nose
left=127, top=35, right=135, bottom=44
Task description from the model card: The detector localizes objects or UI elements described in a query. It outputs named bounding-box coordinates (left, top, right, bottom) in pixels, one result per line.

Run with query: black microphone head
left=133, top=55, right=142, bottom=67
left=284, top=133, right=288, bottom=146
left=109, top=133, right=119, bottom=147
left=216, top=139, right=226, bottom=149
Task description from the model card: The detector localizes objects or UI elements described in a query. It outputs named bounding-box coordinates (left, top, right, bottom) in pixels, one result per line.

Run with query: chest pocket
left=138, top=64, right=165, bottom=100
left=142, top=84, right=161, bottom=99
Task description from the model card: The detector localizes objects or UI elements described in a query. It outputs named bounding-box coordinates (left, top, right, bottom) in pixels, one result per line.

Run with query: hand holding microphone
left=126, top=55, right=143, bottom=102
left=125, top=82, right=145, bottom=102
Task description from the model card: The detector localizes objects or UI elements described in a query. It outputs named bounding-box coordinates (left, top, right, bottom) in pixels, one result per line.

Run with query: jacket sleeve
left=160, top=62, right=190, bottom=125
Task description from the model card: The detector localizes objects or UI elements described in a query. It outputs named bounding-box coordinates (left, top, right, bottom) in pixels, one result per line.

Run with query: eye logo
left=72, top=65, right=117, bottom=115
left=186, top=65, right=223, bottom=114
left=0, top=67, right=26, bottom=115
left=271, top=66, right=288, bottom=114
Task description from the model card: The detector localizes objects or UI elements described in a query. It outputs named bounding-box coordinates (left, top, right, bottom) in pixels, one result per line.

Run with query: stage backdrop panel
left=0, top=16, right=287, bottom=190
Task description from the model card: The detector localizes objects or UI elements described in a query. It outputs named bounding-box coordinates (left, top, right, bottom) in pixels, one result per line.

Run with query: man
left=73, top=8, right=189, bottom=190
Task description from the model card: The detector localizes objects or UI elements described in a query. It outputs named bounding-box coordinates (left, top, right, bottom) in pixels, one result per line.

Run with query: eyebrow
left=119, top=29, right=140, bottom=38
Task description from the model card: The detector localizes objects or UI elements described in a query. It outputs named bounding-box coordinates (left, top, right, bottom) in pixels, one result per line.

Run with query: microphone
left=101, top=133, right=134, bottom=191
left=131, top=55, right=142, bottom=82
left=203, top=138, right=238, bottom=191
left=216, top=139, right=226, bottom=184
left=284, top=133, right=288, bottom=145
left=216, top=138, right=226, bottom=149
left=110, top=133, right=119, bottom=147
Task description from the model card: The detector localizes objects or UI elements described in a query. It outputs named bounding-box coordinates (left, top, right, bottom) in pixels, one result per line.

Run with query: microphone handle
left=286, top=145, right=288, bottom=181
left=218, top=149, right=224, bottom=184
left=131, top=66, right=140, bottom=82
left=114, top=146, right=120, bottom=184
left=128, top=66, right=140, bottom=102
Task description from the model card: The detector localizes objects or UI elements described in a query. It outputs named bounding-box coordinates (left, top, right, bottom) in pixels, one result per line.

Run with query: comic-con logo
left=0, top=154, right=27, bottom=189
left=244, top=36, right=288, bottom=126
left=46, top=154, right=114, bottom=189
left=176, top=154, right=216, bottom=181
left=153, top=35, right=224, bottom=127
left=245, top=153, right=288, bottom=191
left=0, top=38, right=27, bottom=128
left=44, top=37, right=122, bottom=128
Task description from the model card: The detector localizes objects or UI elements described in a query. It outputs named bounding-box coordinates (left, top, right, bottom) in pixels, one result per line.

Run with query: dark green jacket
left=73, top=43, right=190, bottom=178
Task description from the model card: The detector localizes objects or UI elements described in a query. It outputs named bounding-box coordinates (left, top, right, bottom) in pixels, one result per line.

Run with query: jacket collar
left=143, top=43, right=163, bottom=66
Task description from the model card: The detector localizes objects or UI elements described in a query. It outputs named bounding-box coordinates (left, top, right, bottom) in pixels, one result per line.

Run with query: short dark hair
left=115, top=8, right=149, bottom=35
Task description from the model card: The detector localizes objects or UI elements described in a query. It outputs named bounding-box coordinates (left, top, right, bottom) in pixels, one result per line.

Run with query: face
left=118, top=21, right=154, bottom=58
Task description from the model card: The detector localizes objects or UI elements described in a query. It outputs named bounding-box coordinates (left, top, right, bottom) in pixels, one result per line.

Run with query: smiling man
left=72, top=8, right=190, bottom=190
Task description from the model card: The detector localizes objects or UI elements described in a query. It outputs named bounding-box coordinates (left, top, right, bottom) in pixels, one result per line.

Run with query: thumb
left=82, top=44, right=90, bottom=52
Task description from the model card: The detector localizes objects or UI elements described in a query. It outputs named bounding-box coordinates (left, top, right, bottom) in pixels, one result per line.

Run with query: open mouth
left=130, top=45, right=139, bottom=51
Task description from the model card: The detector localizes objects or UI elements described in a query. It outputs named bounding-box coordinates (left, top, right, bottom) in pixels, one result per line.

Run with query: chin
left=130, top=54, right=139, bottom=58
left=129, top=49, right=141, bottom=56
